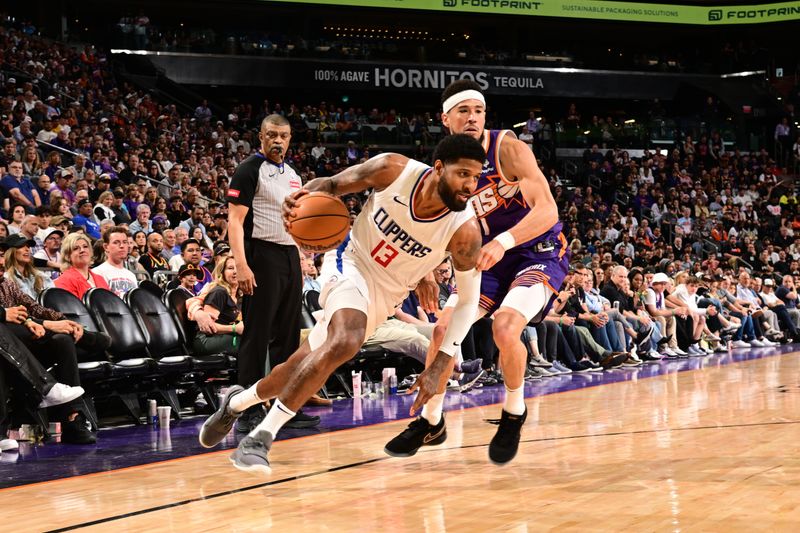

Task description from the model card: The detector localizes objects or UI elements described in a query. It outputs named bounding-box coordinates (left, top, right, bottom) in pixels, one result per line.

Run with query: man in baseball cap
left=176, top=263, right=203, bottom=295
left=642, top=272, right=688, bottom=358
left=33, top=227, right=64, bottom=269
left=72, top=199, right=101, bottom=239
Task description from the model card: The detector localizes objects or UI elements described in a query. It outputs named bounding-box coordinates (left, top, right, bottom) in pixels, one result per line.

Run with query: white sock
left=249, top=399, right=295, bottom=439
left=421, top=392, right=445, bottom=425
left=503, top=385, right=525, bottom=415
left=228, top=384, right=263, bottom=413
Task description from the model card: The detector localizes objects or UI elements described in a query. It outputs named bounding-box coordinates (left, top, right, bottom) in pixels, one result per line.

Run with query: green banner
left=266, top=0, right=800, bottom=25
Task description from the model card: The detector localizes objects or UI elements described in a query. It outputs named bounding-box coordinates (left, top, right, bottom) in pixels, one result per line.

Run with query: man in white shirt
left=642, top=273, right=688, bottom=357
left=518, top=126, right=534, bottom=152
left=33, top=227, right=63, bottom=269
left=667, top=276, right=716, bottom=355
left=91, top=227, right=138, bottom=298
left=614, top=234, right=635, bottom=259
left=759, top=278, right=799, bottom=341
left=732, top=189, right=749, bottom=208
left=603, top=222, right=619, bottom=244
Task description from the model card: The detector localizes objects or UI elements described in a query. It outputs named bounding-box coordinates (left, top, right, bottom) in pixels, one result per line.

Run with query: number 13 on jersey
left=370, top=239, right=399, bottom=267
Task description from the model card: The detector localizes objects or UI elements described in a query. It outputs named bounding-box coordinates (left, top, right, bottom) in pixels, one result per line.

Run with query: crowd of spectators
left=2, top=18, right=800, bottom=452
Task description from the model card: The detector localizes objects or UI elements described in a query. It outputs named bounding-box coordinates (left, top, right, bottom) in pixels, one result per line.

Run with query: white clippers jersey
left=337, top=158, right=475, bottom=303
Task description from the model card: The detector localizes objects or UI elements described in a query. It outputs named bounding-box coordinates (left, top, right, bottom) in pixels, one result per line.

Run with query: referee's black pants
left=239, top=239, right=302, bottom=387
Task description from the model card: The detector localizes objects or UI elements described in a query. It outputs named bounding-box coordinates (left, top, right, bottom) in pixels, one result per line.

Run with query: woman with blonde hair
left=3, top=234, right=54, bottom=299
left=55, top=233, right=109, bottom=299
left=192, top=256, right=242, bottom=355
left=21, top=145, right=43, bottom=176
left=93, top=191, right=116, bottom=224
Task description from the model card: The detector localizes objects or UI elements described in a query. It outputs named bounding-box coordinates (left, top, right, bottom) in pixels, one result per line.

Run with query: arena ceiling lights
left=266, top=0, right=800, bottom=25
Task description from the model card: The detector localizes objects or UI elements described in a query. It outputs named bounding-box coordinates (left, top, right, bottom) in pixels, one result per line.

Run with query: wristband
left=493, top=231, right=516, bottom=251
left=232, top=322, right=237, bottom=334
left=559, top=317, right=563, bottom=326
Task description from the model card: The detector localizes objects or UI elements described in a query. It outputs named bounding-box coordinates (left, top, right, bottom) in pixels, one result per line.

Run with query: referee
left=227, top=114, right=319, bottom=433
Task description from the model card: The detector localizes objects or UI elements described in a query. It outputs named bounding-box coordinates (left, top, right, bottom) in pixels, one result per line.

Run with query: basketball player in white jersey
left=199, top=134, right=486, bottom=474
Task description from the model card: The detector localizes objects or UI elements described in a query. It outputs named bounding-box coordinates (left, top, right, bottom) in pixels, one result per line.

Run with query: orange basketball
left=288, top=192, right=350, bottom=253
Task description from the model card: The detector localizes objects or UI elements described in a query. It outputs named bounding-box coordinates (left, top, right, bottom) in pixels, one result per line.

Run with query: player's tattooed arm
left=448, top=218, right=482, bottom=271
left=304, top=153, right=410, bottom=196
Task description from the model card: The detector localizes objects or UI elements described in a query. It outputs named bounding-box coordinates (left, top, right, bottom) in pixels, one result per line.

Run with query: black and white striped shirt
left=227, top=152, right=303, bottom=245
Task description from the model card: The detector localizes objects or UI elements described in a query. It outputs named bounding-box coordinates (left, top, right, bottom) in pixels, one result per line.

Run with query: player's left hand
left=415, top=273, right=439, bottom=315
left=282, top=189, right=309, bottom=230
left=476, top=241, right=506, bottom=271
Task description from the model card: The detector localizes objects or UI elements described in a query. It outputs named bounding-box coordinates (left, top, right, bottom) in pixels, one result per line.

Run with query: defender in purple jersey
left=385, top=80, right=569, bottom=465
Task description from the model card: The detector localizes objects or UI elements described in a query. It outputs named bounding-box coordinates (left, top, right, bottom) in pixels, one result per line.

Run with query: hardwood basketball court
left=3, top=350, right=799, bottom=532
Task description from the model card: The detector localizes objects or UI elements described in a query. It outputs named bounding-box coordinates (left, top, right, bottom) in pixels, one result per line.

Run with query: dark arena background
left=1, top=1, right=799, bottom=530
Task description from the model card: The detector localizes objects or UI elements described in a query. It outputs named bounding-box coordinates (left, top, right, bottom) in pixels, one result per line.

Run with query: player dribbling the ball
left=199, top=134, right=487, bottom=474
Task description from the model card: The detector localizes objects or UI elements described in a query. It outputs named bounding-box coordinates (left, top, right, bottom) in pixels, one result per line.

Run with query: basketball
left=287, top=192, right=350, bottom=253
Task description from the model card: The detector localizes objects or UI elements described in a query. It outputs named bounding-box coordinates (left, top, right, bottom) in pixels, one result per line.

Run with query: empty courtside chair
left=130, top=288, right=229, bottom=411
left=138, top=279, right=164, bottom=298
left=304, top=289, right=321, bottom=312
left=84, top=288, right=179, bottom=422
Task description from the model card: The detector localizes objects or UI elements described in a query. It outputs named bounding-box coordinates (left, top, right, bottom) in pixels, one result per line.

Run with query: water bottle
left=390, top=374, right=398, bottom=395
left=148, top=399, right=158, bottom=425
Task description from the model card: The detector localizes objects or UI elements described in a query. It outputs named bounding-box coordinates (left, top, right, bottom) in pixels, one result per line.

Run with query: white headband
left=442, top=90, right=486, bottom=113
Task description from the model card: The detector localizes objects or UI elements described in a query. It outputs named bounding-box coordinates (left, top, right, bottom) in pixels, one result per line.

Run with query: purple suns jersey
left=470, top=129, right=563, bottom=247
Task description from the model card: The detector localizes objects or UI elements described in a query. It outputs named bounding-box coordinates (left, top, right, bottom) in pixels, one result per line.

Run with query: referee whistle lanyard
left=257, top=150, right=285, bottom=176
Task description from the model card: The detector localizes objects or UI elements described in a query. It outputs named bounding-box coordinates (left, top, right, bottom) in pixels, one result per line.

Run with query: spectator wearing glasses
left=1, top=160, right=41, bottom=213
left=33, top=227, right=63, bottom=269
left=433, top=259, right=453, bottom=311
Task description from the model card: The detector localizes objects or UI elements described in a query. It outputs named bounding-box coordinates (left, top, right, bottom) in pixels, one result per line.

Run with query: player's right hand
left=282, top=189, right=309, bottom=230
left=237, top=261, right=257, bottom=295
left=407, top=353, right=451, bottom=415
left=415, top=273, right=439, bottom=315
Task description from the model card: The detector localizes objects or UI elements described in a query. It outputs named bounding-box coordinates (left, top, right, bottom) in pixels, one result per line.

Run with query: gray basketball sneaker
left=199, top=385, right=244, bottom=448
left=230, top=430, right=274, bottom=475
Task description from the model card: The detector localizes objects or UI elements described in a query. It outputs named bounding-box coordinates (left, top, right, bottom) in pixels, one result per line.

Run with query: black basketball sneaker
left=384, top=415, right=447, bottom=457
left=488, top=409, right=527, bottom=465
